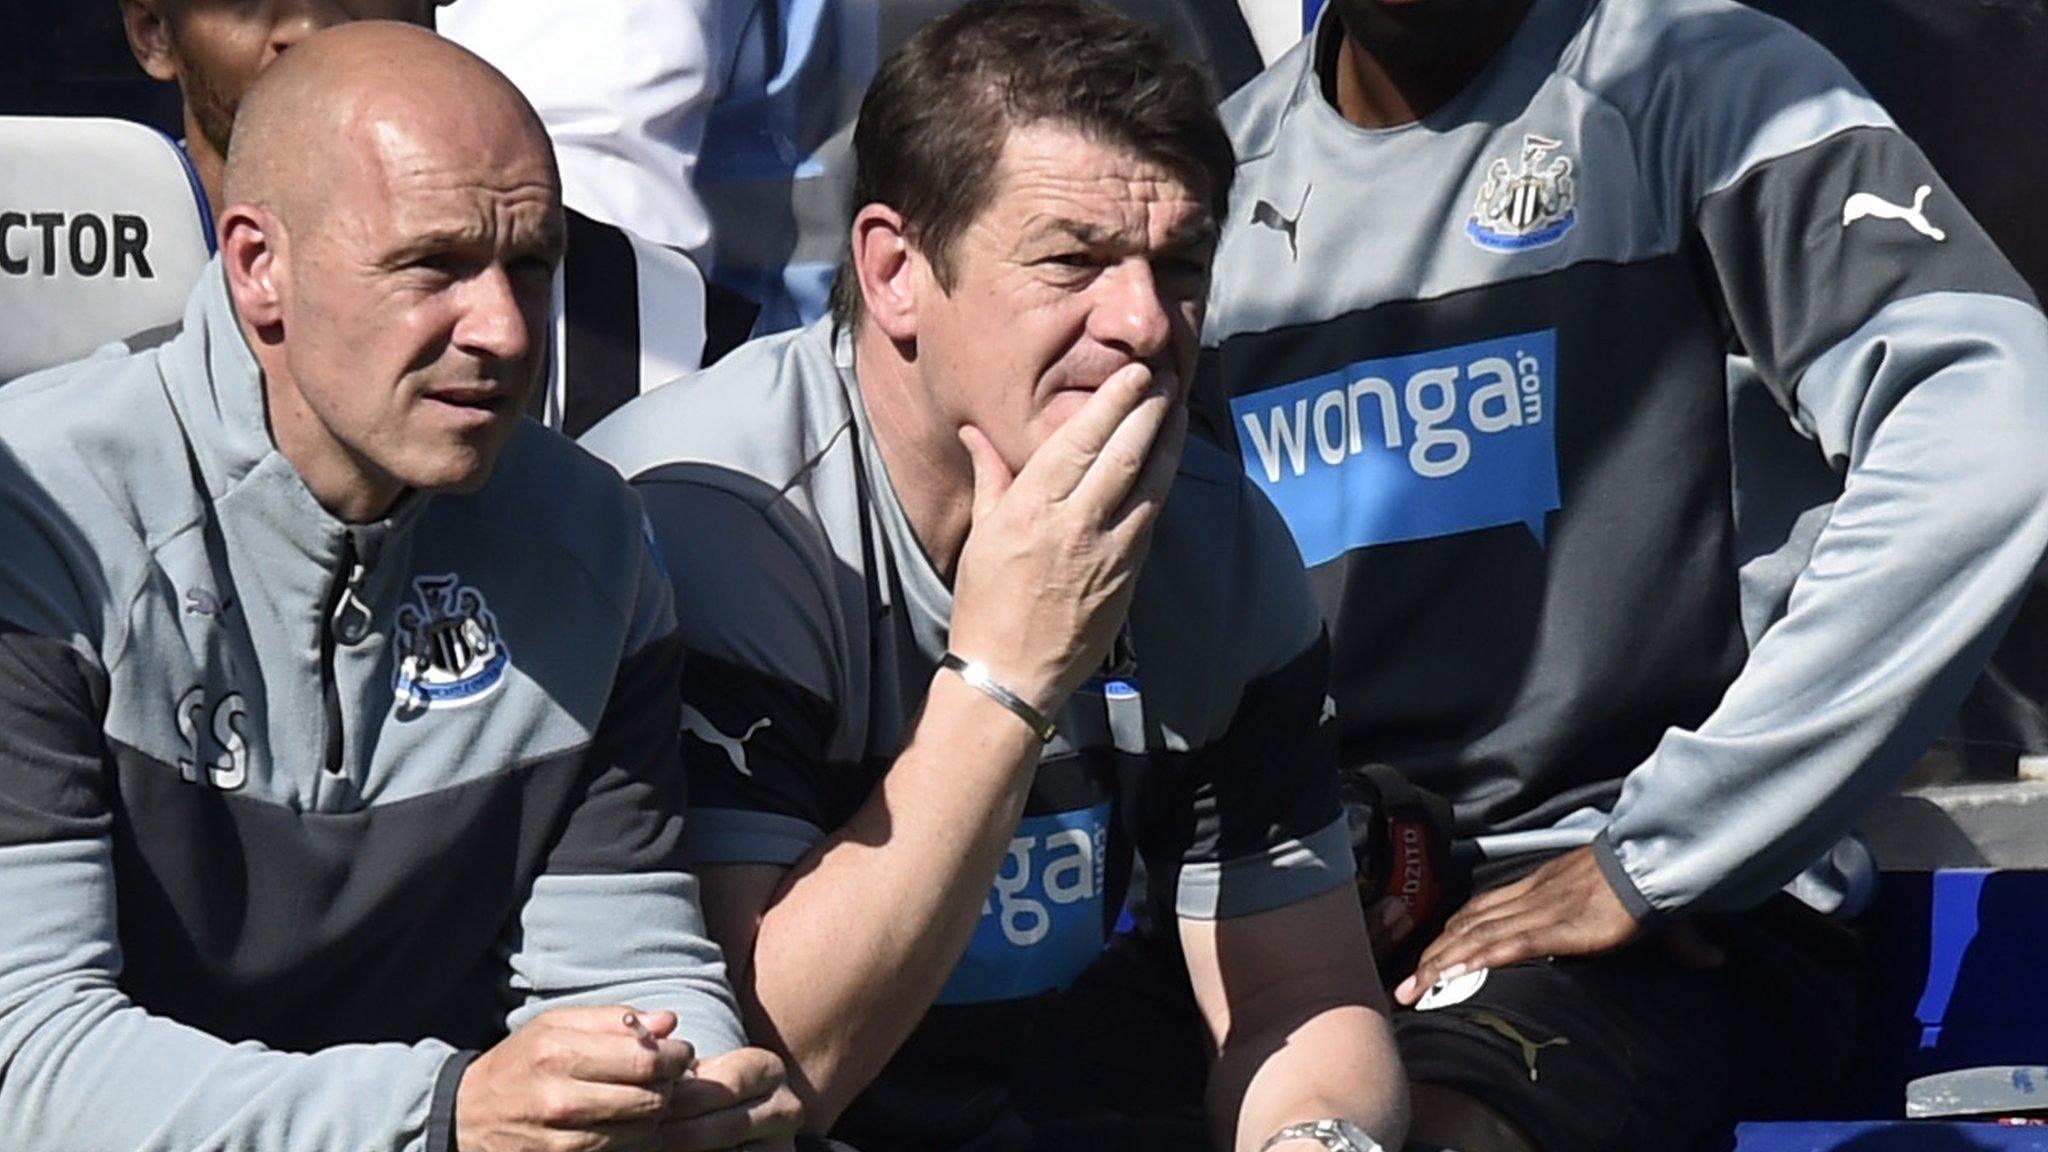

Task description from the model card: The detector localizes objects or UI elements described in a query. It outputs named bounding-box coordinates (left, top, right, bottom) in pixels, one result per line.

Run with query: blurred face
left=272, top=111, right=562, bottom=509
left=1327, top=0, right=1524, bottom=56
left=911, top=123, right=1215, bottom=472
left=127, top=0, right=439, bottom=159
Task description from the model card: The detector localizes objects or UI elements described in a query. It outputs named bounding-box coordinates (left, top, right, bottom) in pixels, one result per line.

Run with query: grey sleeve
left=635, top=469, right=845, bottom=868
left=1146, top=478, right=1354, bottom=921
left=0, top=500, right=464, bottom=1152
left=505, top=516, right=746, bottom=1058
left=1599, top=108, right=2048, bottom=916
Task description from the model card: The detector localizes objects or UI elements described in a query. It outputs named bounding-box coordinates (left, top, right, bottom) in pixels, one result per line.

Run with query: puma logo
left=680, top=704, right=771, bottom=777
left=1466, top=1009, right=1570, bottom=1082
left=1842, top=185, right=1945, bottom=242
left=1252, top=185, right=1312, bottom=260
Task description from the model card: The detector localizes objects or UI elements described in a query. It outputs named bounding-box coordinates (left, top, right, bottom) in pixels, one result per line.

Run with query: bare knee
left=1404, top=1083, right=1541, bottom=1152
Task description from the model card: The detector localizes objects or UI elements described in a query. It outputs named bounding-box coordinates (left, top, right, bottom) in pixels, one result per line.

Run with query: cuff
left=682, top=807, right=825, bottom=867
left=1590, top=830, right=1662, bottom=925
left=427, top=1048, right=482, bottom=1152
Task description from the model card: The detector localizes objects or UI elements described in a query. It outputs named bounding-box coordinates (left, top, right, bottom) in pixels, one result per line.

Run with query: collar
left=157, top=258, right=428, bottom=566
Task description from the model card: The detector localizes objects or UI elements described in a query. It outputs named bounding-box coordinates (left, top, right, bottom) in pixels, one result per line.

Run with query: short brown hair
left=830, top=0, right=1235, bottom=324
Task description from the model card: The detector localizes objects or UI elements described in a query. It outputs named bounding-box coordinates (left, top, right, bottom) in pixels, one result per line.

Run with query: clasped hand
left=456, top=1006, right=802, bottom=1152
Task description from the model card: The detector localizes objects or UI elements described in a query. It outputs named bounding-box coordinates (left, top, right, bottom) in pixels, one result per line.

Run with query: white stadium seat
left=0, top=115, right=213, bottom=382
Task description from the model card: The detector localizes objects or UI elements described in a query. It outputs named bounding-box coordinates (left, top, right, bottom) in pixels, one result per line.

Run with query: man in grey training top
left=583, top=3, right=1408, bottom=1151
left=1196, top=0, right=2048, bottom=1148
left=0, top=24, right=797, bottom=1152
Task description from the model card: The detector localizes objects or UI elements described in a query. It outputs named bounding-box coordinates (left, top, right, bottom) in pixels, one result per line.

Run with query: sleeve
left=504, top=510, right=747, bottom=1058
left=634, top=469, right=845, bottom=868
left=0, top=491, right=465, bottom=1152
left=1138, top=477, right=1354, bottom=922
left=1596, top=22, right=2048, bottom=918
left=435, top=0, right=754, bottom=259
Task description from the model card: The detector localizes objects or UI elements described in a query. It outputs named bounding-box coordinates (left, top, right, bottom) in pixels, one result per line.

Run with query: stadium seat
left=0, top=115, right=212, bottom=382
left=1706, top=867, right=2048, bottom=1150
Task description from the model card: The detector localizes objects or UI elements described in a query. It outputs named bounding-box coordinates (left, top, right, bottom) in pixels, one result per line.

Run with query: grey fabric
left=0, top=261, right=743, bottom=1152
left=1174, top=814, right=1353, bottom=919
left=1697, top=125, right=2037, bottom=392
left=1202, top=0, right=2048, bottom=919
left=582, top=316, right=1351, bottom=1145
left=1604, top=292, right=2048, bottom=915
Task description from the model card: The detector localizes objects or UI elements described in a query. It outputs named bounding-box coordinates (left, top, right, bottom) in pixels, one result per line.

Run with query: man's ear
left=117, top=0, right=180, bottom=83
left=219, top=204, right=286, bottom=333
left=850, top=203, right=923, bottom=343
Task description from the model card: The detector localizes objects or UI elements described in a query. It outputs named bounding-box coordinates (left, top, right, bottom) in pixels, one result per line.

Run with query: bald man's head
left=222, top=21, right=553, bottom=225
left=214, top=20, right=564, bottom=523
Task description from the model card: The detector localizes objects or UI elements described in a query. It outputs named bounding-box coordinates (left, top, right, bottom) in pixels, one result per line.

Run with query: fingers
left=530, top=1079, right=675, bottom=1128
left=661, top=1091, right=804, bottom=1152
left=1070, top=367, right=1176, bottom=520
left=661, top=1048, right=802, bottom=1151
left=1017, top=361, right=1155, bottom=498
left=1399, top=908, right=1562, bottom=1005
left=958, top=424, right=1013, bottom=526
left=538, top=1026, right=696, bottom=1086
left=1395, top=853, right=1645, bottom=1005
left=1103, top=398, right=1187, bottom=540
left=666, top=1049, right=785, bottom=1119
left=535, top=1004, right=681, bottom=1035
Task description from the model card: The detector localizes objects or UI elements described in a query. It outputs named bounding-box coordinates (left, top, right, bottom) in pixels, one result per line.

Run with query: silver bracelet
left=938, top=652, right=1056, bottom=743
left=1261, top=1119, right=1384, bottom=1152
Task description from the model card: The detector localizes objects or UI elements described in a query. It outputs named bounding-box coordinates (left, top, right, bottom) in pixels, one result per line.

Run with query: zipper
left=321, top=532, right=371, bottom=776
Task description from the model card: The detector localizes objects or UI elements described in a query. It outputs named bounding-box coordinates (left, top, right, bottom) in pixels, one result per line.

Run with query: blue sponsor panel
left=1229, top=330, right=1560, bottom=565
left=936, top=802, right=1112, bottom=1006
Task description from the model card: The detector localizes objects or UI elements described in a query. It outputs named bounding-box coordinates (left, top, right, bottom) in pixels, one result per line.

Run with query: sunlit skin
left=117, top=0, right=440, bottom=215
left=217, top=23, right=562, bottom=523
left=856, top=123, right=1217, bottom=582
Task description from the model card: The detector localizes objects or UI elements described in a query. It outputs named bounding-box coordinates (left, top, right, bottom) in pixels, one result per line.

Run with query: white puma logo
left=1842, top=184, right=1946, bottom=242
left=680, top=704, right=771, bottom=777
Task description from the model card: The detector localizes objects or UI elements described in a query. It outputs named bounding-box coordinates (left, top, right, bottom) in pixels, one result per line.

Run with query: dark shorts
left=1006, top=932, right=1212, bottom=1152
left=1396, top=891, right=1867, bottom=1152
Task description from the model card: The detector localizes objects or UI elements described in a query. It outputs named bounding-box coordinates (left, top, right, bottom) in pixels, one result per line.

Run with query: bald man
left=116, top=0, right=747, bottom=435
left=0, top=23, right=798, bottom=1152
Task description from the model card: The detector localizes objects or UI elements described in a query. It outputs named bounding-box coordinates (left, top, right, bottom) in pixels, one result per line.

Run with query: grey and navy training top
left=0, top=263, right=744, bottom=1152
left=1197, top=0, right=2048, bottom=920
left=583, top=317, right=1352, bottom=1150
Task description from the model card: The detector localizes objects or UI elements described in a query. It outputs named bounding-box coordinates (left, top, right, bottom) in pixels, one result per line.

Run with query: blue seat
left=1707, top=870, right=2048, bottom=1151
left=1721, top=1120, right=2048, bottom=1151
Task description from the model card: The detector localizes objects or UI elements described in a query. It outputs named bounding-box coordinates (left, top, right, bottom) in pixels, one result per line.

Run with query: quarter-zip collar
left=157, top=257, right=430, bottom=569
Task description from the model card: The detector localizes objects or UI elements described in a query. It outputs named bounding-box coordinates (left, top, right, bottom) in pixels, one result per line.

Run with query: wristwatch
left=1260, top=1118, right=1384, bottom=1152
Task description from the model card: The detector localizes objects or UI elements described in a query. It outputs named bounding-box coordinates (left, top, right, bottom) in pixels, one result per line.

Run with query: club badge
left=1467, top=134, right=1577, bottom=253
left=393, top=573, right=510, bottom=709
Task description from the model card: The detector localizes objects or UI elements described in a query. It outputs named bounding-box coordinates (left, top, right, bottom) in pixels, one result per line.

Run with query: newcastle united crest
left=1467, top=134, right=1577, bottom=253
left=394, top=573, right=510, bottom=709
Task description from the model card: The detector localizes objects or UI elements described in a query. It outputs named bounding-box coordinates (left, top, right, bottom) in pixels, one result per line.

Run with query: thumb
left=959, top=424, right=1013, bottom=524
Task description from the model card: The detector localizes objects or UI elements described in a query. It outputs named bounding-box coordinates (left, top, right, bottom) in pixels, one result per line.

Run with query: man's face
left=274, top=114, right=562, bottom=500
left=141, top=0, right=439, bottom=159
left=911, top=123, right=1215, bottom=472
